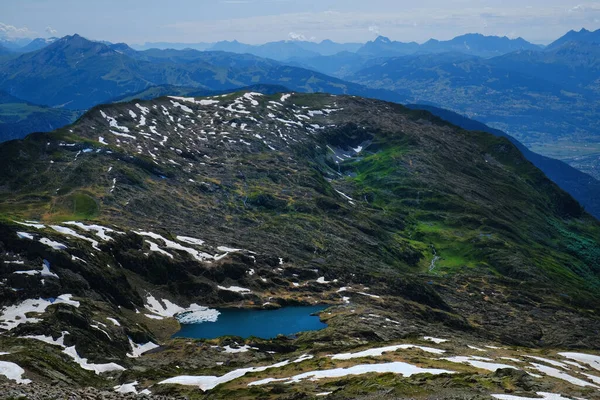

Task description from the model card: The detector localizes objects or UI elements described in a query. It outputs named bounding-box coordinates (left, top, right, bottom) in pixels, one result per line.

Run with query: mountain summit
left=356, top=33, right=539, bottom=58
left=547, top=27, right=600, bottom=49
left=421, top=33, right=540, bottom=57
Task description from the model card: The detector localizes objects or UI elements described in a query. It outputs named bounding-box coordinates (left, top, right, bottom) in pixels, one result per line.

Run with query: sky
left=0, top=0, right=599, bottom=45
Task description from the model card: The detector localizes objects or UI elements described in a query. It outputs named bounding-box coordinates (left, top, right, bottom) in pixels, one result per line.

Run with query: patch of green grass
left=48, top=190, right=100, bottom=221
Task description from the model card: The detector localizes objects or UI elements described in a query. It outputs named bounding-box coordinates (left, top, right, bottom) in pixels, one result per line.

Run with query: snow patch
left=136, top=231, right=214, bottom=261
left=127, top=338, right=159, bottom=358
left=176, top=236, right=205, bottom=246
left=0, top=295, right=79, bottom=331
left=17, top=232, right=34, bottom=240
left=114, top=381, right=151, bottom=395
left=23, top=330, right=123, bottom=374
left=492, top=393, right=580, bottom=400
left=217, top=285, right=251, bottom=294
left=331, top=344, right=445, bottom=360
left=443, top=356, right=517, bottom=372
left=170, top=100, right=194, bottom=113
left=144, top=294, right=219, bottom=324
left=0, top=361, right=31, bottom=384
left=249, top=361, right=454, bottom=386
left=63, top=345, right=126, bottom=374
left=14, top=221, right=45, bottom=229
left=168, top=96, right=219, bottom=106
left=159, top=354, right=313, bottom=391
left=423, top=337, right=448, bottom=344
left=50, top=225, right=99, bottom=250
left=530, top=363, right=599, bottom=388
left=559, top=352, right=600, bottom=371
left=14, top=260, right=58, bottom=279
left=100, top=110, right=130, bottom=133
left=63, top=222, right=120, bottom=241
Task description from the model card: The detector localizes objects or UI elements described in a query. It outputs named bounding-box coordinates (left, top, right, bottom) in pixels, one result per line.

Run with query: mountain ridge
left=408, top=104, right=600, bottom=219
left=0, top=91, right=599, bottom=397
left=0, top=34, right=408, bottom=110
left=547, top=27, right=600, bottom=50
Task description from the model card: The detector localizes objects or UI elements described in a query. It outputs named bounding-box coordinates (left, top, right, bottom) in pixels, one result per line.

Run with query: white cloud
left=568, top=4, right=584, bottom=13
left=288, top=31, right=306, bottom=41
left=45, top=26, right=58, bottom=35
left=368, top=25, right=380, bottom=36
left=0, top=22, right=35, bottom=39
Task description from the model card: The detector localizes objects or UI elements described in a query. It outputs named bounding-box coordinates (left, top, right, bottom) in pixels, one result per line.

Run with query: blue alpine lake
left=173, top=305, right=328, bottom=339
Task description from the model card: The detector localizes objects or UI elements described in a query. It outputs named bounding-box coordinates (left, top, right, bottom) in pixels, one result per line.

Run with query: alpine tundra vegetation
left=0, top=91, right=599, bottom=399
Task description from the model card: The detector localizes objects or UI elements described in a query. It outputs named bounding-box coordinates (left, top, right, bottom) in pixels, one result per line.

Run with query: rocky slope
left=0, top=92, right=599, bottom=399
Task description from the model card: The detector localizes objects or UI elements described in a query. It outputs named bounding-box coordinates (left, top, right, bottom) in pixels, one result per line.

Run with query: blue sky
left=1, top=0, right=599, bottom=44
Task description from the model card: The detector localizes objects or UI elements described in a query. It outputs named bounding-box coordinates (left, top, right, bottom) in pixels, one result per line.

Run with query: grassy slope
left=0, top=93, right=598, bottom=305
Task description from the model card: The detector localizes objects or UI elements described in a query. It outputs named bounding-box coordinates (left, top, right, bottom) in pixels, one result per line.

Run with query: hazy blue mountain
left=130, top=47, right=217, bottom=63
left=209, top=40, right=320, bottom=60
left=0, top=34, right=173, bottom=109
left=492, top=41, right=600, bottom=94
left=131, top=41, right=214, bottom=51
left=108, top=42, right=138, bottom=56
left=0, top=34, right=406, bottom=112
left=294, top=39, right=362, bottom=55
left=249, top=41, right=321, bottom=60
left=286, top=51, right=388, bottom=79
left=15, top=37, right=58, bottom=53
left=0, top=37, right=32, bottom=50
left=146, top=38, right=361, bottom=59
left=356, top=34, right=539, bottom=58
left=420, top=33, right=541, bottom=58
left=546, top=27, right=600, bottom=50
left=357, top=36, right=420, bottom=57
left=0, top=45, right=18, bottom=63
left=209, top=40, right=254, bottom=54
left=0, top=44, right=12, bottom=55
left=208, top=39, right=362, bottom=61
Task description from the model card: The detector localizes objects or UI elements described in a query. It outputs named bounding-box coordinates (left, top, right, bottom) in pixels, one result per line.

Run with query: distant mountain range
left=358, top=33, right=541, bottom=58
left=0, top=37, right=58, bottom=53
left=0, top=34, right=405, bottom=111
left=131, top=34, right=540, bottom=61
left=0, top=44, right=11, bottom=56
left=209, top=39, right=363, bottom=60
left=0, top=37, right=31, bottom=50
left=346, top=30, right=600, bottom=181
left=1, top=28, right=599, bottom=217
left=131, top=41, right=213, bottom=51
left=546, top=27, right=600, bottom=50
left=17, top=37, right=58, bottom=53
left=3, top=29, right=598, bottom=61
